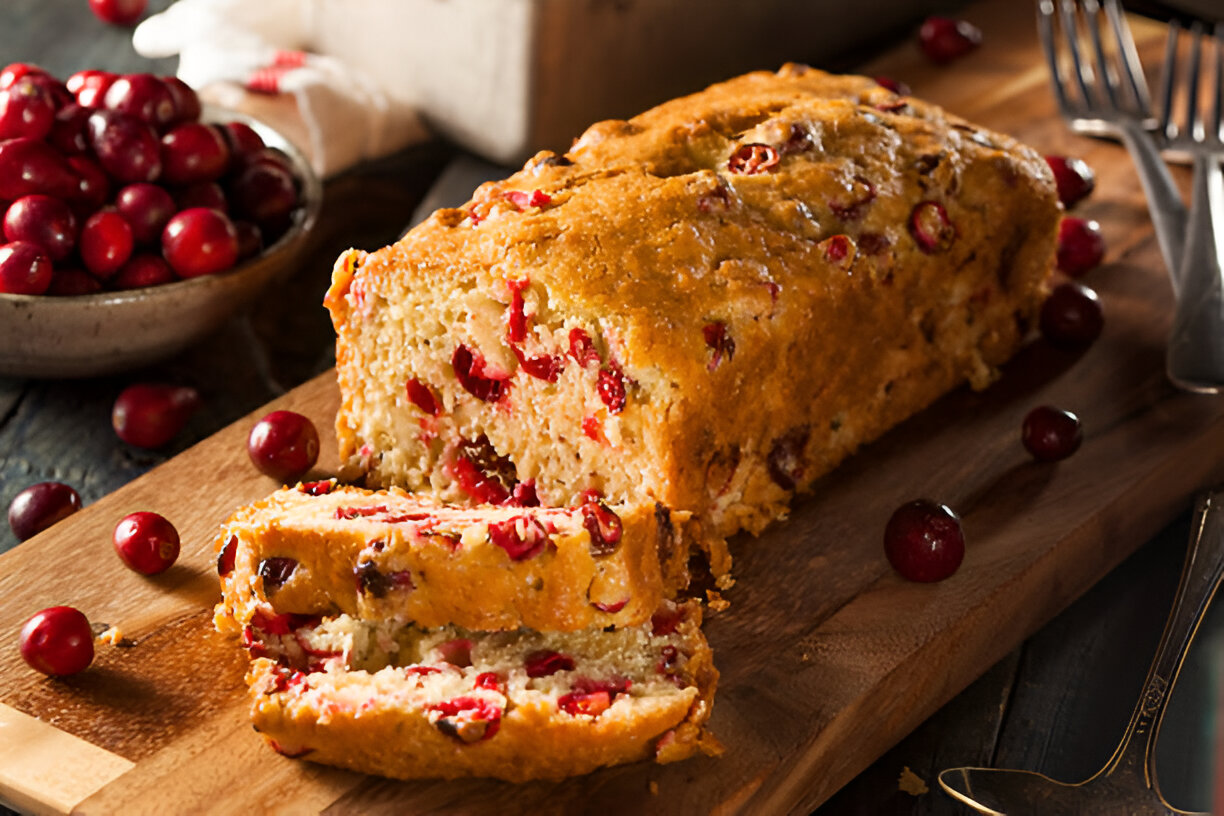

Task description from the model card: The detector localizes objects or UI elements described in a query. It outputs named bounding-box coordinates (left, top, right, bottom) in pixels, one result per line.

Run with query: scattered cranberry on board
left=884, top=499, right=966, bottom=583
left=8, top=481, right=82, bottom=541
left=1022, top=406, right=1083, bottom=462
left=918, top=16, right=982, bottom=64
left=113, top=511, right=180, bottom=575
left=19, top=605, right=94, bottom=676
left=1040, top=280, right=1104, bottom=350
left=111, top=382, right=201, bottom=448
left=1056, top=217, right=1106, bottom=276
left=1044, top=155, right=1096, bottom=209
left=88, top=0, right=149, bottom=27
left=248, top=410, right=320, bottom=483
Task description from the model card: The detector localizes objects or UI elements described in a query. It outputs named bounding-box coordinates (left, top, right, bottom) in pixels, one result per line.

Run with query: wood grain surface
left=3, top=2, right=1223, bottom=814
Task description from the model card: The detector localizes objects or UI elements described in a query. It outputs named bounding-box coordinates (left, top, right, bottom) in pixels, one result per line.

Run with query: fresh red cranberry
left=46, top=267, right=103, bottom=296
left=884, top=499, right=965, bottom=582
left=112, top=383, right=201, bottom=448
left=8, top=481, right=81, bottom=541
left=114, top=183, right=176, bottom=245
left=161, top=207, right=239, bottom=278
left=219, top=121, right=265, bottom=160
left=909, top=200, right=956, bottom=252
left=87, top=108, right=162, bottom=183
left=227, top=161, right=297, bottom=232
left=1056, top=217, right=1105, bottom=276
left=702, top=322, right=735, bottom=371
left=174, top=181, right=227, bottom=213
left=0, top=240, right=52, bottom=294
left=80, top=208, right=134, bottom=279
left=112, top=253, right=175, bottom=289
left=875, top=75, right=912, bottom=95
left=217, top=534, right=237, bottom=576
left=247, top=410, right=320, bottom=482
left=19, top=606, right=94, bottom=676
left=918, top=16, right=982, bottom=64
left=65, top=155, right=110, bottom=214
left=103, top=73, right=174, bottom=129
left=1040, top=281, right=1104, bottom=349
left=233, top=220, right=262, bottom=259
left=0, top=76, right=56, bottom=141
left=0, top=137, right=79, bottom=200
left=568, top=328, right=601, bottom=367
left=406, top=378, right=441, bottom=416
left=1044, top=155, right=1095, bottom=209
left=582, top=500, right=623, bottom=556
left=727, top=143, right=780, bottom=175
left=525, top=650, right=575, bottom=677
left=597, top=362, right=626, bottom=413
left=112, top=511, right=180, bottom=575
left=451, top=344, right=510, bottom=402
left=4, top=195, right=76, bottom=260
left=48, top=103, right=92, bottom=155
left=161, top=76, right=200, bottom=124
left=0, top=63, right=48, bottom=90
left=69, top=70, right=116, bottom=108
left=1022, top=405, right=1083, bottom=462
left=89, top=0, right=148, bottom=25
left=488, top=515, right=549, bottom=560
left=160, top=122, right=230, bottom=184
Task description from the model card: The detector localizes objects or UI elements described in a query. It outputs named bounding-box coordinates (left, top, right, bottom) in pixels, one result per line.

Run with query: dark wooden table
left=0, top=1, right=1218, bottom=813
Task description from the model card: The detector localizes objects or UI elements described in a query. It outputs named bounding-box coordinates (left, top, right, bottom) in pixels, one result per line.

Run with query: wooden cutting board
left=3, top=3, right=1223, bottom=814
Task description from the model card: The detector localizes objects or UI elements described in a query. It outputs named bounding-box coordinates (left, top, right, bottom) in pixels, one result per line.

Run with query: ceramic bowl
left=0, top=107, right=322, bottom=379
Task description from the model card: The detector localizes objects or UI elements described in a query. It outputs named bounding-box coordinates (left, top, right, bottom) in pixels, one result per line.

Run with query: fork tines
left=1159, top=18, right=1224, bottom=148
left=1038, top=0, right=1154, bottom=131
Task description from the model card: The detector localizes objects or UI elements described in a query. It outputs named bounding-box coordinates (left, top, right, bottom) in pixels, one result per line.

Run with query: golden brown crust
left=214, top=483, right=693, bottom=635
left=326, top=64, right=1059, bottom=544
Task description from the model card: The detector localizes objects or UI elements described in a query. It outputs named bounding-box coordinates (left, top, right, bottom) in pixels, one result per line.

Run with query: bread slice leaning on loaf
left=324, top=63, right=1060, bottom=559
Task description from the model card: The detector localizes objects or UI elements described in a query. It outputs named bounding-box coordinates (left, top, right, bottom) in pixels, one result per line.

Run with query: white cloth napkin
left=132, top=0, right=429, bottom=178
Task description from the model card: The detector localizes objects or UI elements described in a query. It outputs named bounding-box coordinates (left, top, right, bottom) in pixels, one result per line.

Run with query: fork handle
left=1102, top=488, right=1224, bottom=791
left=1165, top=154, right=1224, bottom=393
left=1118, top=120, right=1187, bottom=288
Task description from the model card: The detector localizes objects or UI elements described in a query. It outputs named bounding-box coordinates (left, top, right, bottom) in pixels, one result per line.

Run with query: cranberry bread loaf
left=325, top=64, right=1060, bottom=547
left=215, top=480, right=691, bottom=635
left=244, top=600, right=719, bottom=781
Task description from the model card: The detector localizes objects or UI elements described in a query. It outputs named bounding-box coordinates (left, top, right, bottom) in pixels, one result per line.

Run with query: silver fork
left=1160, top=20, right=1224, bottom=393
left=1038, top=0, right=1188, bottom=289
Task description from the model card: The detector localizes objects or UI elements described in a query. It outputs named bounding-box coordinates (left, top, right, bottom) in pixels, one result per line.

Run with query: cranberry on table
left=0, top=240, right=53, bottom=295
left=8, top=481, right=82, bottom=541
left=19, top=606, right=94, bottom=676
left=112, top=383, right=201, bottom=448
left=4, top=195, right=76, bottom=260
left=80, top=208, right=134, bottom=279
left=1056, top=217, right=1105, bottom=276
left=918, top=16, right=982, bottom=64
left=161, top=207, right=239, bottom=278
left=0, top=76, right=56, bottom=141
left=113, top=511, right=180, bottom=575
left=1022, top=405, right=1083, bottom=462
left=884, top=499, right=965, bottom=583
left=1044, top=155, right=1096, bottom=209
left=1041, top=280, right=1104, bottom=350
left=89, top=0, right=149, bottom=26
left=115, top=182, right=176, bottom=245
left=248, top=410, right=320, bottom=482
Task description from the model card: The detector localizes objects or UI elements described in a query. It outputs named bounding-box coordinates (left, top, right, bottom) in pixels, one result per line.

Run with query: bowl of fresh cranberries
left=0, top=65, right=321, bottom=378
